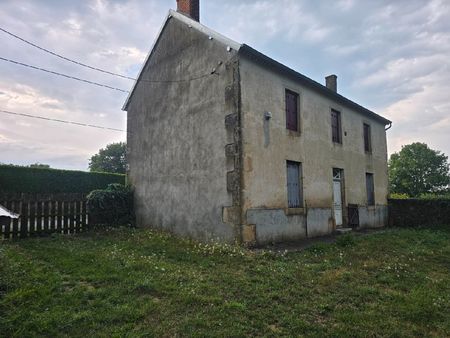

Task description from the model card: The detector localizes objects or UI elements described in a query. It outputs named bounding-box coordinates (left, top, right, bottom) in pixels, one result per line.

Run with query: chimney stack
left=177, top=0, right=200, bottom=22
left=325, top=74, right=337, bottom=92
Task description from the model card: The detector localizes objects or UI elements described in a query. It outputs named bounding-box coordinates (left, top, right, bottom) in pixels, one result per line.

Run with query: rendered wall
left=126, top=16, right=240, bottom=243
left=239, top=57, right=389, bottom=244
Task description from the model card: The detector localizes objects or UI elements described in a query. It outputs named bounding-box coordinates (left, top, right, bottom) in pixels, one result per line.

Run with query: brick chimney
left=325, top=74, right=337, bottom=92
left=177, top=0, right=200, bottom=22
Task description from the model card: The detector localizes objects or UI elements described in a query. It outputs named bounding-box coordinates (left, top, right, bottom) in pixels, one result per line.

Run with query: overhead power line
left=0, top=26, right=221, bottom=84
left=0, top=26, right=135, bottom=80
left=0, top=56, right=129, bottom=93
left=0, top=55, right=219, bottom=91
left=0, top=109, right=126, bottom=132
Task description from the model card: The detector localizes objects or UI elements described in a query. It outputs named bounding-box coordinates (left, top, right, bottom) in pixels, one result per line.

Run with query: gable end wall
left=126, top=17, right=243, bottom=243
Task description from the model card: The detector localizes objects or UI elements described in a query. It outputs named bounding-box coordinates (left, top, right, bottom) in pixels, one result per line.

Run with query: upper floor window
left=286, top=161, right=303, bottom=208
left=363, top=123, right=372, bottom=153
left=285, top=89, right=299, bottom=132
left=331, top=109, right=342, bottom=143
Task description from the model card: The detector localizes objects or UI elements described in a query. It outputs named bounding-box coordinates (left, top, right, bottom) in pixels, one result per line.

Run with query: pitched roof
left=122, top=9, right=240, bottom=110
left=0, top=204, right=19, bottom=218
left=123, top=9, right=392, bottom=125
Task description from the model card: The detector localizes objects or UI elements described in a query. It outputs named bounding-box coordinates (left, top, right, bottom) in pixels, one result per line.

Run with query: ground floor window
left=286, top=161, right=303, bottom=208
left=366, top=173, right=375, bottom=206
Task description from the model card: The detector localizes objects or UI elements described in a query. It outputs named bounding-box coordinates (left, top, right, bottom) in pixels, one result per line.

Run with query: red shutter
left=364, top=124, right=371, bottom=152
left=331, top=110, right=341, bottom=143
left=285, top=90, right=298, bottom=131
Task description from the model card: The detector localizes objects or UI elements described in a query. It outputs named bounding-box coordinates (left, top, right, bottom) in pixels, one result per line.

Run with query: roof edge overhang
left=0, top=204, right=19, bottom=218
left=238, top=44, right=392, bottom=126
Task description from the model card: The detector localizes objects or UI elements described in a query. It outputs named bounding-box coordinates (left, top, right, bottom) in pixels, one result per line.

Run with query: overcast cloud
left=0, top=0, right=449, bottom=170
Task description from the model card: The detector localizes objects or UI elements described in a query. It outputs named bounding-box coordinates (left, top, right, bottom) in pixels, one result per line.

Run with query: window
left=286, top=161, right=303, bottom=208
left=285, top=89, right=299, bottom=131
left=331, top=109, right=342, bottom=143
left=366, top=173, right=375, bottom=206
left=363, top=123, right=372, bottom=152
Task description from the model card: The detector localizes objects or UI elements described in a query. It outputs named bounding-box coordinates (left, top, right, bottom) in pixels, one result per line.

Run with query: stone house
left=123, top=0, right=392, bottom=245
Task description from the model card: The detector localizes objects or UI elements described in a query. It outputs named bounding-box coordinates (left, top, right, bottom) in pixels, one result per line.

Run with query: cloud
left=0, top=0, right=164, bottom=169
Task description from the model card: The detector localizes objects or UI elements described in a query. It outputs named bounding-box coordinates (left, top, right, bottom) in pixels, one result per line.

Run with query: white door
left=333, top=168, right=344, bottom=227
left=333, top=180, right=343, bottom=226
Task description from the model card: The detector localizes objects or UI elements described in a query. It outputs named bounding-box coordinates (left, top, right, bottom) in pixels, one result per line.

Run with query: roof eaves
left=238, top=44, right=392, bottom=125
left=0, top=204, right=19, bottom=218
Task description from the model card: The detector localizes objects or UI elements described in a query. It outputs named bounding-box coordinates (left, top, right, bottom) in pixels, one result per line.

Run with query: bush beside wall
left=87, top=184, right=133, bottom=226
left=0, top=165, right=125, bottom=194
left=389, top=199, right=450, bottom=227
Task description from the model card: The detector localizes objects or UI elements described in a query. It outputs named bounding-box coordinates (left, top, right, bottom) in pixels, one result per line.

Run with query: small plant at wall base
left=87, top=184, right=134, bottom=226
left=389, top=142, right=450, bottom=197
left=389, top=193, right=410, bottom=199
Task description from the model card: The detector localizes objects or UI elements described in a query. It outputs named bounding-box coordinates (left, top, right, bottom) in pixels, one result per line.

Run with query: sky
left=0, top=0, right=449, bottom=170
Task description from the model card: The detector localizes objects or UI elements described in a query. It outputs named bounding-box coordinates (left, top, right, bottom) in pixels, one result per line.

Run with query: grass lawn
left=1, top=227, right=449, bottom=337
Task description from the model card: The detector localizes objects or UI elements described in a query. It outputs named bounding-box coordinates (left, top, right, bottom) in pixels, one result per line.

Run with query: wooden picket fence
left=0, top=193, right=89, bottom=240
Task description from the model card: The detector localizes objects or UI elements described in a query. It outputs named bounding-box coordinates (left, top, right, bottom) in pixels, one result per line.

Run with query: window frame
left=363, top=123, right=372, bottom=153
left=285, top=89, right=300, bottom=132
left=331, top=109, right=342, bottom=144
left=286, top=160, right=303, bottom=208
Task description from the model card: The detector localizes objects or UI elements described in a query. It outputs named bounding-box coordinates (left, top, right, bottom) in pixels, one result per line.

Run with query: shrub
left=87, top=184, right=134, bottom=226
left=389, top=193, right=410, bottom=199
left=336, top=234, right=356, bottom=247
left=418, top=193, right=450, bottom=200
left=0, top=165, right=125, bottom=193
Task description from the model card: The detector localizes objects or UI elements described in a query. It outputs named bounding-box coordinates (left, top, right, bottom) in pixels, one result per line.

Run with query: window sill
left=286, top=208, right=305, bottom=215
left=286, top=129, right=301, bottom=137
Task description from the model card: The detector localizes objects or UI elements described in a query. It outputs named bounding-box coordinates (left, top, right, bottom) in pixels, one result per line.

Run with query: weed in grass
left=336, top=233, right=356, bottom=247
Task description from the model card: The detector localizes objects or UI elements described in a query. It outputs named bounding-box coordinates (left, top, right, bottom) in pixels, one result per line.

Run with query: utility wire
left=0, top=55, right=219, bottom=89
left=0, top=26, right=221, bottom=83
left=0, top=56, right=129, bottom=93
left=0, top=109, right=126, bottom=132
left=0, top=26, right=135, bottom=80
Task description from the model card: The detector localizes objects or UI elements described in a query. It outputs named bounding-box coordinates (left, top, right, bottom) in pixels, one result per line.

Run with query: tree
left=89, top=142, right=127, bottom=174
left=28, top=163, right=51, bottom=169
left=389, top=142, right=450, bottom=197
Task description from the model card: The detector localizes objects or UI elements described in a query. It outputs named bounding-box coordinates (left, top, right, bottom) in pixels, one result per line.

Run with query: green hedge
left=389, top=198, right=450, bottom=227
left=0, top=165, right=125, bottom=193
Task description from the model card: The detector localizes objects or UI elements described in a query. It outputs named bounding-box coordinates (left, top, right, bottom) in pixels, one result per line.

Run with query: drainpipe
left=385, top=122, right=392, bottom=131
left=305, top=201, right=308, bottom=238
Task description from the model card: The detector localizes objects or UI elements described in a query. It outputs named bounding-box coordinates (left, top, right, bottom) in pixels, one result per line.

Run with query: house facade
left=123, top=0, right=392, bottom=245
